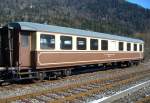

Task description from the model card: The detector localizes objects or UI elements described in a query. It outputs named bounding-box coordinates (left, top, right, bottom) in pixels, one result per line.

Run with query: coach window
left=40, top=34, right=55, bottom=49
left=134, top=44, right=137, bottom=51
left=101, top=40, right=108, bottom=50
left=119, top=42, right=124, bottom=51
left=60, top=36, right=72, bottom=50
left=21, top=32, right=29, bottom=47
left=90, top=39, right=98, bottom=50
left=127, top=43, right=131, bottom=51
left=77, top=37, right=86, bottom=50
left=140, top=44, right=142, bottom=51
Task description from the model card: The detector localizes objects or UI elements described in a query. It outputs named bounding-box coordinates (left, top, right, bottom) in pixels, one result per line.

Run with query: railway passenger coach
left=0, top=22, right=144, bottom=82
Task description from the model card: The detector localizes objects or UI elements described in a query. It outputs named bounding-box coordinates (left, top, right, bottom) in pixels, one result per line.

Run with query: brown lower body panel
left=31, top=51, right=143, bottom=69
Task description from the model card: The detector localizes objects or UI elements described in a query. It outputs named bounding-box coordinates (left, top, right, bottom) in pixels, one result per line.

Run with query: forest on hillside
left=0, top=0, right=150, bottom=59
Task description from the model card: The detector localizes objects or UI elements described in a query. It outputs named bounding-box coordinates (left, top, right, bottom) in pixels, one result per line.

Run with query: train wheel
left=62, top=69, right=72, bottom=77
left=38, top=72, right=44, bottom=81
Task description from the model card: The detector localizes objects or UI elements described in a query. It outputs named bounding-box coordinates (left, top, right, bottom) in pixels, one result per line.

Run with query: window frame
left=134, top=44, right=137, bottom=51
left=77, top=37, right=87, bottom=50
left=101, top=40, right=108, bottom=50
left=90, top=38, right=98, bottom=50
left=40, top=34, right=55, bottom=50
left=139, top=44, right=143, bottom=51
left=119, top=42, right=124, bottom=51
left=60, top=35, right=73, bottom=50
left=127, top=43, right=131, bottom=51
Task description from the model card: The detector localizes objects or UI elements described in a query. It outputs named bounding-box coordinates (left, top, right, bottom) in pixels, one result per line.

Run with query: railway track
left=113, top=82, right=150, bottom=103
left=0, top=62, right=149, bottom=103
left=1, top=66, right=150, bottom=103
left=0, top=64, right=148, bottom=90
left=92, top=80, right=150, bottom=103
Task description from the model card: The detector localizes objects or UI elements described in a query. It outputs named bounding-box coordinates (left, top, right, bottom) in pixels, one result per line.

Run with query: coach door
left=1, top=27, right=19, bottom=67
left=20, top=31, right=31, bottom=67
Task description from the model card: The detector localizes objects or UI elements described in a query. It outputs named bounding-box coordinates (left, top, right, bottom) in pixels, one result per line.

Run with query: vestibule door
left=19, top=31, right=31, bottom=67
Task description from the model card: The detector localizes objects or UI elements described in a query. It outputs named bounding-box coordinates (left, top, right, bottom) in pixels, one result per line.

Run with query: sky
left=127, top=0, right=150, bottom=9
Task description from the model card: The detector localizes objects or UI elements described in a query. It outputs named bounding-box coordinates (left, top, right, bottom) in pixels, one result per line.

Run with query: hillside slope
left=0, top=0, right=150, bottom=59
left=0, top=0, right=150, bottom=36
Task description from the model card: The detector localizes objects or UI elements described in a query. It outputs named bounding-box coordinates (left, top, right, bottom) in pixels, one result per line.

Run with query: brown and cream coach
left=0, top=22, right=144, bottom=82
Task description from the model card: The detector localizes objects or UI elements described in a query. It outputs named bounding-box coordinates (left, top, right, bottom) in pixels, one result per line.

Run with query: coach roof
left=9, top=22, right=144, bottom=43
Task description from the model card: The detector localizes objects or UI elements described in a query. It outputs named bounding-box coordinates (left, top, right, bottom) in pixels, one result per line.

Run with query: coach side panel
left=35, top=51, right=143, bottom=69
left=31, top=32, right=144, bottom=69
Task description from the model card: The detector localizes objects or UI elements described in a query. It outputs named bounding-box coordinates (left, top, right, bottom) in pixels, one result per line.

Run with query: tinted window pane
left=140, top=44, right=142, bottom=51
left=101, top=40, right=108, bottom=50
left=40, top=34, right=55, bottom=49
left=134, top=44, right=137, bottom=51
left=127, top=43, right=131, bottom=51
left=77, top=37, right=86, bottom=50
left=21, top=32, right=29, bottom=47
left=119, top=42, right=124, bottom=51
left=90, top=39, right=98, bottom=50
left=60, top=36, right=72, bottom=50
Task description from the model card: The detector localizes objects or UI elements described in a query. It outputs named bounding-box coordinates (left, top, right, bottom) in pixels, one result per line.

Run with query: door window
left=21, top=32, right=29, bottom=48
